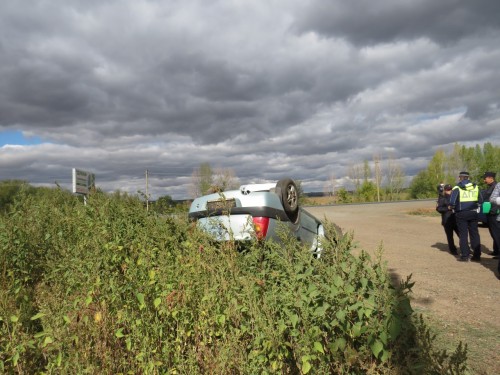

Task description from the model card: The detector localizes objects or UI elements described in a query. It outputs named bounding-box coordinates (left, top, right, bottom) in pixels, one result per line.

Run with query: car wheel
left=276, top=178, right=299, bottom=221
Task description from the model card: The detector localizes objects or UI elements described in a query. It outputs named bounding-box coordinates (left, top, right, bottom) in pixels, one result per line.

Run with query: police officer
left=482, top=171, right=499, bottom=256
left=437, top=182, right=445, bottom=197
left=489, top=182, right=500, bottom=277
left=449, top=171, right=484, bottom=262
left=436, top=184, right=459, bottom=254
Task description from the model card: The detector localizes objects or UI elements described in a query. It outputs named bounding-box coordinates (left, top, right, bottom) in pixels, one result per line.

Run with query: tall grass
left=0, top=188, right=468, bottom=374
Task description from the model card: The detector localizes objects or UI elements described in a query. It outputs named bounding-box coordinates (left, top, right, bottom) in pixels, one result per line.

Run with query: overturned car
left=188, top=178, right=329, bottom=256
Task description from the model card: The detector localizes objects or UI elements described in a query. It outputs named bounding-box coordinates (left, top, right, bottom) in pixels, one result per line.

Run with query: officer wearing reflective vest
left=449, top=171, right=484, bottom=262
left=482, top=171, right=499, bottom=256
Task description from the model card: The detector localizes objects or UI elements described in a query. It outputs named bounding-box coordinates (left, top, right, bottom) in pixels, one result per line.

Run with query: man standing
left=436, top=184, right=459, bottom=254
left=449, top=171, right=483, bottom=262
left=489, top=182, right=500, bottom=277
left=437, top=182, right=445, bottom=197
left=482, top=172, right=499, bottom=256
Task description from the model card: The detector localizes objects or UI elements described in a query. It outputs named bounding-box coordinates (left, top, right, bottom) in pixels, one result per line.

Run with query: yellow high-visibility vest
left=452, top=183, right=479, bottom=202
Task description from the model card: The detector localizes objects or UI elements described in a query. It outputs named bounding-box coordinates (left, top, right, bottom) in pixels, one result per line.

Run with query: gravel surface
left=305, top=200, right=500, bottom=373
left=305, top=200, right=500, bottom=375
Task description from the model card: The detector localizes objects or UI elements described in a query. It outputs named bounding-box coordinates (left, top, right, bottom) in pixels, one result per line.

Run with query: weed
left=0, top=189, right=468, bottom=373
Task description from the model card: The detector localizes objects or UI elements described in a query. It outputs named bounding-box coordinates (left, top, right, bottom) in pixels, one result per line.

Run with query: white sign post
left=72, top=168, right=95, bottom=204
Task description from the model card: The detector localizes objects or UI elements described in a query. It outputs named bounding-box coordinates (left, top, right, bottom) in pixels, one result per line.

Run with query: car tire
left=276, top=178, right=299, bottom=221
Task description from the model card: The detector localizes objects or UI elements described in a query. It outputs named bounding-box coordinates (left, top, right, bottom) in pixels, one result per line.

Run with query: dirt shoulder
left=306, top=200, right=500, bottom=374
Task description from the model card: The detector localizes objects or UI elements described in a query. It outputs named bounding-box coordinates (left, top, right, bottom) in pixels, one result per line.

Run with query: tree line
left=333, top=142, right=499, bottom=202
left=409, top=142, right=500, bottom=199
left=188, top=142, right=500, bottom=204
left=1, top=142, right=498, bottom=212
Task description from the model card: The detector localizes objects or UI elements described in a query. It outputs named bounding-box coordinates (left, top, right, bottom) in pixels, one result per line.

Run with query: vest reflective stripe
left=452, top=184, right=479, bottom=202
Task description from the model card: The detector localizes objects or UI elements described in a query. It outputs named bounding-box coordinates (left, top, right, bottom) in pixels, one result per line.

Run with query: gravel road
left=305, top=200, right=500, bottom=373
left=305, top=200, right=500, bottom=375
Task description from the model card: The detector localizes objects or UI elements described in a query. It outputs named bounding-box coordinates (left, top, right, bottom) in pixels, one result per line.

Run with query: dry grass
left=407, top=207, right=440, bottom=216
left=417, top=310, right=500, bottom=375
left=303, top=196, right=337, bottom=205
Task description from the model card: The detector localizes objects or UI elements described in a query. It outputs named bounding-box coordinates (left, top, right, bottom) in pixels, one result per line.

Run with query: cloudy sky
left=1, top=0, right=500, bottom=199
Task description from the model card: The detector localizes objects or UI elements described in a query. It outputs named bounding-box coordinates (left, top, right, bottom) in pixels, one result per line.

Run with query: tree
left=358, top=180, right=377, bottom=202
left=408, top=142, right=500, bottom=200
left=213, top=168, right=240, bottom=192
left=373, top=155, right=382, bottom=202
left=151, top=195, right=175, bottom=214
left=481, top=142, right=500, bottom=174
left=190, top=162, right=214, bottom=198
left=386, top=156, right=406, bottom=201
left=346, top=160, right=380, bottom=202
left=190, top=163, right=239, bottom=198
left=336, top=187, right=352, bottom=203
left=427, top=149, right=447, bottom=185
left=323, top=174, right=336, bottom=197
left=348, top=163, right=363, bottom=193
left=363, top=160, right=371, bottom=181
left=410, top=148, right=455, bottom=198
left=352, top=160, right=376, bottom=202
left=455, top=144, right=482, bottom=181
left=445, top=143, right=463, bottom=181
left=409, top=170, right=436, bottom=199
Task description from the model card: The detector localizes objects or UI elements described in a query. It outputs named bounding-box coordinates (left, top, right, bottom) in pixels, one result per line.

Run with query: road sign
left=72, top=168, right=95, bottom=194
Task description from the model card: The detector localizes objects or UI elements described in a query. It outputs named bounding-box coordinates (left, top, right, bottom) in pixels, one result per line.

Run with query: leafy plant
left=0, top=188, right=469, bottom=373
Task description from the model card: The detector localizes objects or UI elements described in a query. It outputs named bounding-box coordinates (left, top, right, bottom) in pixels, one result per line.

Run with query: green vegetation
left=190, top=162, right=239, bottom=198
left=409, top=142, right=500, bottom=199
left=0, top=180, right=32, bottom=214
left=149, top=194, right=189, bottom=215
left=0, top=188, right=468, bottom=373
left=309, top=141, right=500, bottom=204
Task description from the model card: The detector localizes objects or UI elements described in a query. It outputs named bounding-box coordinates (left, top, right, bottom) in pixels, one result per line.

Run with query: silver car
left=188, top=178, right=326, bottom=255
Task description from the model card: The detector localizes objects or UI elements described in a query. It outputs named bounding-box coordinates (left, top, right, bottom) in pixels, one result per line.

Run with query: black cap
left=483, top=171, right=496, bottom=179
left=444, top=184, right=453, bottom=191
left=458, top=171, right=469, bottom=177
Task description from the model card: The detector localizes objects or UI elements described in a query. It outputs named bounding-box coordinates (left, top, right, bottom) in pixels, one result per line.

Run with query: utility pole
left=145, top=169, right=149, bottom=211
left=374, top=157, right=381, bottom=203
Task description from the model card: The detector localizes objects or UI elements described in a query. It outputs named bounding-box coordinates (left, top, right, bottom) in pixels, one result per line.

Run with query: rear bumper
left=188, top=206, right=290, bottom=222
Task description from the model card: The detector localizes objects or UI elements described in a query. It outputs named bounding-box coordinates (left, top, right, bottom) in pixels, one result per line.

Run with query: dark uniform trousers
left=487, top=214, right=500, bottom=254
left=455, top=210, right=481, bottom=259
left=443, top=216, right=459, bottom=253
left=487, top=215, right=500, bottom=273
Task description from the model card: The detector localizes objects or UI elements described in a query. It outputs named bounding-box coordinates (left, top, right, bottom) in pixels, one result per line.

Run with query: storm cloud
left=1, top=0, right=499, bottom=199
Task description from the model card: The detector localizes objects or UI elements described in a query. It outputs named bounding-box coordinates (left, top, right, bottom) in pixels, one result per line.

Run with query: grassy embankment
left=1, top=189, right=468, bottom=373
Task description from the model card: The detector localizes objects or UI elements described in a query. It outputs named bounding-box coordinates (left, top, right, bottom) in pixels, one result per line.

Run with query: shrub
left=0, top=189, right=468, bottom=373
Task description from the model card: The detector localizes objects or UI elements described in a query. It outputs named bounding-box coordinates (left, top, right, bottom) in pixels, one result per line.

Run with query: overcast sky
left=1, top=0, right=500, bottom=199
